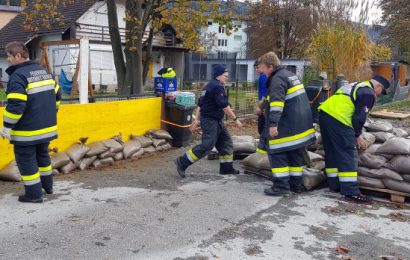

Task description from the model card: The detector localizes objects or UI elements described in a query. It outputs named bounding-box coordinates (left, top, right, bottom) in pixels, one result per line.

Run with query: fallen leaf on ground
left=388, top=212, right=410, bottom=222
left=336, top=245, right=350, bottom=254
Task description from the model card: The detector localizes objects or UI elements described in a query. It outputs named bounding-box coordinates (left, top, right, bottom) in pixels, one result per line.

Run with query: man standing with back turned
left=318, top=75, right=390, bottom=204
left=1, top=42, right=61, bottom=203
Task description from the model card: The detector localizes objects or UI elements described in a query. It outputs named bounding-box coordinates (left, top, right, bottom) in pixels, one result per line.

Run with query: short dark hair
left=254, top=59, right=260, bottom=67
left=5, top=42, right=29, bottom=59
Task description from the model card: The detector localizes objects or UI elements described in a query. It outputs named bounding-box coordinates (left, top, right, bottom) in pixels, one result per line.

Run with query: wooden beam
left=71, top=55, right=81, bottom=97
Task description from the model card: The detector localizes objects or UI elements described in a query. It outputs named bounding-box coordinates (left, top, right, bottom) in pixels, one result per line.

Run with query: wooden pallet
left=360, top=186, right=410, bottom=203
left=370, top=110, right=410, bottom=120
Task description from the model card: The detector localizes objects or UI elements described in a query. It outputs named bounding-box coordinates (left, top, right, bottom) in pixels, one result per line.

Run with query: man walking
left=318, top=75, right=390, bottom=204
left=175, top=65, right=242, bottom=177
left=1, top=42, right=61, bottom=203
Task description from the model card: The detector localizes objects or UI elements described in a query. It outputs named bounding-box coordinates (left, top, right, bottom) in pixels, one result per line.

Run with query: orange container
left=372, top=64, right=393, bottom=81
left=398, top=64, right=408, bottom=86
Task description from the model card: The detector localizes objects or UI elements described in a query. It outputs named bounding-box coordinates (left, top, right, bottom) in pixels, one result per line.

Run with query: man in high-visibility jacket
left=258, top=52, right=316, bottom=196
left=318, top=75, right=390, bottom=204
left=1, top=42, right=61, bottom=203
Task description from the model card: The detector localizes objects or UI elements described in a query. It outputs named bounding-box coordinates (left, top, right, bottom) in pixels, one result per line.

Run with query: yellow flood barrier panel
left=0, top=97, right=161, bottom=170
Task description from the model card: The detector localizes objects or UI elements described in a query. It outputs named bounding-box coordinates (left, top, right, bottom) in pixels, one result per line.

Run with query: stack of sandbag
left=358, top=136, right=410, bottom=193
left=241, top=151, right=326, bottom=191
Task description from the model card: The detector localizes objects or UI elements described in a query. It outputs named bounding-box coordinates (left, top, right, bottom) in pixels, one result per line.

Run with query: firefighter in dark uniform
left=258, top=52, right=316, bottom=196
left=1, top=42, right=61, bottom=203
left=175, top=65, right=242, bottom=177
left=318, top=75, right=390, bottom=204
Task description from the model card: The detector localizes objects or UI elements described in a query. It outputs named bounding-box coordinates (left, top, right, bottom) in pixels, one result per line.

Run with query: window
left=234, top=35, right=242, bottom=41
left=218, top=39, right=228, bottom=47
left=218, top=26, right=225, bottom=34
left=208, top=21, right=213, bottom=25
left=234, top=22, right=242, bottom=29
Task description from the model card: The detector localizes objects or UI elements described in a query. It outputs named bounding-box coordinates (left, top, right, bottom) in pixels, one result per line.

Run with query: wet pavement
left=0, top=148, right=409, bottom=260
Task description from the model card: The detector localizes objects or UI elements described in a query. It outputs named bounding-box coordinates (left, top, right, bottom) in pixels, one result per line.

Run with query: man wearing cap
left=318, top=75, right=390, bottom=204
left=175, top=65, right=242, bottom=177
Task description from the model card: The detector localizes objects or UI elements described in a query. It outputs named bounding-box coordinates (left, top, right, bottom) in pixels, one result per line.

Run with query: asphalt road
left=0, top=149, right=409, bottom=260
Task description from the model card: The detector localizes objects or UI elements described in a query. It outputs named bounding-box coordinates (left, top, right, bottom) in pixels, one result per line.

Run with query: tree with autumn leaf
left=22, top=0, right=236, bottom=95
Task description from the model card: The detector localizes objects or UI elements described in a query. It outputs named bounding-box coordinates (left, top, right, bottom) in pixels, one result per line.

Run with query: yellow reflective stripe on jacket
left=290, top=166, right=303, bottom=172
left=287, top=84, right=304, bottom=95
left=21, top=172, right=40, bottom=181
left=55, top=84, right=60, bottom=94
left=256, top=148, right=267, bottom=154
left=56, top=101, right=61, bottom=106
left=7, top=93, right=27, bottom=101
left=269, top=128, right=315, bottom=145
left=270, top=101, right=284, bottom=107
left=338, top=172, right=357, bottom=177
left=4, top=110, right=23, bottom=120
left=39, top=165, right=52, bottom=172
left=325, top=168, right=338, bottom=173
left=11, top=125, right=57, bottom=137
left=26, top=79, right=56, bottom=90
left=271, top=166, right=290, bottom=173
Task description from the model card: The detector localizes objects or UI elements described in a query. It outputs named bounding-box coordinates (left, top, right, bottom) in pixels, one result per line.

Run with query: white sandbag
left=100, top=157, right=115, bottom=166
left=131, top=148, right=145, bottom=159
left=232, top=136, right=256, bottom=153
left=114, top=152, right=124, bottom=161
left=362, top=132, right=376, bottom=146
left=366, top=120, right=393, bottom=133
left=131, top=136, right=152, bottom=148
left=376, top=138, right=410, bottom=155
left=302, top=168, right=326, bottom=191
left=79, top=156, right=97, bottom=171
left=52, top=169, right=60, bottom=176
left=315, top=150, right=325, bottom=157
left=358, top=167, right=404, bottom=181
left=0, top=161, right=20, bottom=182
left=258, top=155, right=270, bottom=171
left=123, top=140, right=142, bottom=159
left=242, top=152, right=265, bottom=169
left=364, top=144, right=382, bottom=154
left=373, top=132, right=395, bottom=143
left=161, top=143, right=172, bottom=151
left=102, top=139, right=123, bottom=153
left=311, top=161, right=325, bottom=171
left=86, top=141, right=109, bottom=157
left=152, top=138, right=167, bottom=148
left=358, top=153, right=387, bottom=169
left=383, top=179, right=410, bottom=193
left=99, top=151, right=115, bottom=159
left=402, top=174, right=410, bottom=183
left=232, top=135, right=255, bottom=143
left=144, top=146, right=156, bottom=154
left=61, top=161, right=78, bottom=174
left=66, top=143, right=91, bottom=163
left=308, top=152, right=323, bottom=162
left=389, top=156, right=410, bottom=175
left=358, top=176, right=385, bottom=189
left=151, top=129, right=173, bottom=140
left=392, top=128, right=409, bottom=138
left=92, top=160, right=102, bottom=169
left=51, top=152, right=71, bottom=169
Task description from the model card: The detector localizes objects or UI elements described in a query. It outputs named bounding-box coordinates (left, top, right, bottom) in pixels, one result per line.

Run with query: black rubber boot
left=44, top=189, right=53, bottom=195
left=220, top=168, right=240, bottom=175
left=264, top=187, right=290, bottom=197
left=344, top=193, right=373, bottom=205
left=290, top=186, right=302, bottom=194
left=175, top=158, right=187, bottom=178
left=18, top=195, right=43, bottom=203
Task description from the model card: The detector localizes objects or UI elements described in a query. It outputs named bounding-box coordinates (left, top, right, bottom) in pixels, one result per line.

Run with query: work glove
left=1, top=127, right=12, bottom=140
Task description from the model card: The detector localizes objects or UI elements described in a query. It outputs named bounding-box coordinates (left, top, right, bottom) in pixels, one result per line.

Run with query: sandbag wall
left=357, top=119, right=410, bottom=194
left=0, top=130, right=173, bottom=181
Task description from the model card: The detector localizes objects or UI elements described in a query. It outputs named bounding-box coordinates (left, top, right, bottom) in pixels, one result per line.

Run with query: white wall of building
left=203, top=20, right=248, bottom=59
left=77, top=1, right=126, bottom=28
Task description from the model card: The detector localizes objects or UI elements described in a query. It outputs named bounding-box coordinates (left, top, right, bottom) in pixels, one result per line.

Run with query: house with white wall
left=0, top=0, right=187, bottom=92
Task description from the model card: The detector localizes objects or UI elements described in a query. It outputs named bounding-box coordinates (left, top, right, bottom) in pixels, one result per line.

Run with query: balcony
left=75, top=23, right=180, bottom=47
